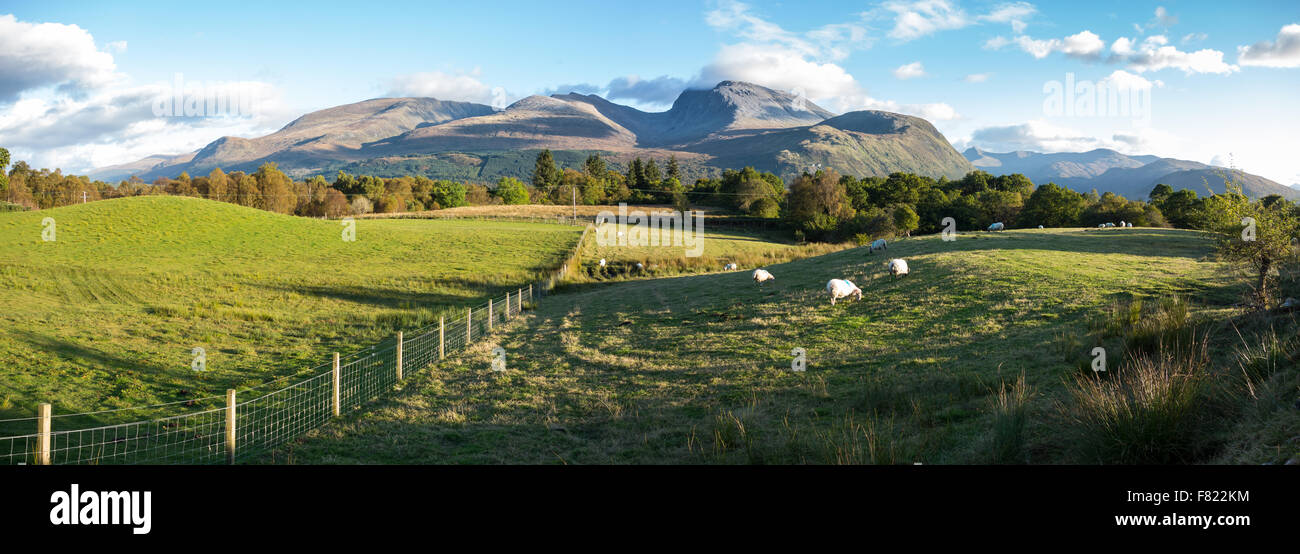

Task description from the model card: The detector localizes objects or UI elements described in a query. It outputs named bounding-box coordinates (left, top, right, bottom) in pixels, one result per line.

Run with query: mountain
left=107, top=81, right=973, bottom=183
left=88, top=152, right=195, bottom=182
left=964, top=148, right=1298, bottom=200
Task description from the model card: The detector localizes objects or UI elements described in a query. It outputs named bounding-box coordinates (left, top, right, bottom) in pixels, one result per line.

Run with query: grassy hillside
left=277, top=227, right=1280, bottom=464
left=0, top=196, right=583, bottom=431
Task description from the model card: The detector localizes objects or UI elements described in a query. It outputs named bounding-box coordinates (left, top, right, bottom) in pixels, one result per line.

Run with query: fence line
left=0, top=224, right=594, bottom=465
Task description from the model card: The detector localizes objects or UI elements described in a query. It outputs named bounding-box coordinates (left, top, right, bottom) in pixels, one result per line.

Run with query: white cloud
left=697, top=5, right=959, bottom=121
left=1114, top=35, right=1238, bottom=74
left=876, top=0, right=1036, bottom=41
left=967, top=119, right=1179, bottom=154
left=979, top=2, right=1037, bottom=34
left=0, top=14, right=121, bottom=103
left=0, top=15, right=294, bottom=174
left=706, top=0, right=870, bottom=60
left=893, top=61, right=927, bottom=79
left=985, top=30, right=1104, bottom=60
left=0, top=82, right=288, bottom=173
left=990, top=28, right=1237, bottom=75
left=963, top=73, right=992, bottom=83
left=1181, top=32, right=1207, bottom=45
left=880, top=0, right=971, bottom=41
left=385, top=69, right=512, bottom=108
left=1098, top=69, right=1163, bottom=90
left=697, top=43, right=860, bottom=102
left=1237, top=23, right=1300, bottom=68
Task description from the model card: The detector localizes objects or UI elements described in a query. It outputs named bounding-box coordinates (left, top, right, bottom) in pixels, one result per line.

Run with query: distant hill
left=964, top=148, right=1298, bottom=200
left=102, top=81, right=973, bottom=183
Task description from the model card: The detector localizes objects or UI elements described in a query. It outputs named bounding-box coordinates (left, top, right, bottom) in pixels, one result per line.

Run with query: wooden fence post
left=466, top=308, right=472, bottom=343
left=332, top=352, right=341, bottom=417
left=37, top=403, right=51, bottom=465
left=226, top=389, right=236, bottom=464
left=488, top=299, right=493, bottom=332
left=439, top=316, right=445, bottom=360
left=529, top=283, right=533, bottom=304
left=396, top=331, right=403, bottom=381
left=517, top=288, right=522, bottom=315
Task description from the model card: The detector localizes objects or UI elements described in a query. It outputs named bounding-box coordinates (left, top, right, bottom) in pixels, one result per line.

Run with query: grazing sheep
left=598, top=258, right=607, bottom=268
left=988, top=222, right=1005, bottom=231
left=635, top=262, right=644, bottom=272
left=753, top=269, right=775, bottom=285
left=1119, top=220, right=1126, bottom=228
left=1037, top=225, right=1044, bottom=229
left=887, top=258, right=910, bottom=279
left=1127, top=222, right=1134, bottom=228
left=724, top=263, right=737, bottom=271
left=826, top=279, right=862, bottom=306
left=869, top=239, right=888, bottom=253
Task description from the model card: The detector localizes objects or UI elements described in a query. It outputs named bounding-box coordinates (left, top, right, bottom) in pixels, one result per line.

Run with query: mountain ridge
left=963, top=147, right=1297, bottom=200
left=94, top=81, right=973, bottom=183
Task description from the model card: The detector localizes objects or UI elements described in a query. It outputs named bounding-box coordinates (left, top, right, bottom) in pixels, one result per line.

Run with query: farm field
left=573, top=223, right=852, bottom=282
left=0, top=196, right=583, bottom=433
left=278, top=227, right=1283, bottom=464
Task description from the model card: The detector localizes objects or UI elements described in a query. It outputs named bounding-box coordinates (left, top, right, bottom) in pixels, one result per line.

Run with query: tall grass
left=1089, top=296, right=1193, bottom=358
left=1060, top=335, right=1212, bottom=464
left=990, top=372, right=1033, bottom=464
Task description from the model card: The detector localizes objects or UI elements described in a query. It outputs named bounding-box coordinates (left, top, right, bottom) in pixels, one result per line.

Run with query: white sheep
left=635, top=262, right=644, bottom=272
left=988, top=222, right=1005, bottom=231
left=598, top=258, right=607, bottom=268
left=826, top=279, right=862, bottom=306
left=724, top=263, right=737, bottom=271
left=1037, top=225, right=1044, bottom=229
left=869, top=239, right=887, bottom=253
left=753, top=269, right=775, bottom=285
left=887, top=258, right=910, bottom=279
left=1097, top=223, right=1106, bottom=229
left=1127, top=222, right=1134, bottom=228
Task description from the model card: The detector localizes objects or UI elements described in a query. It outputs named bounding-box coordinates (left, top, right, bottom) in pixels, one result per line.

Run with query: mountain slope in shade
left=965, top=148, right=1297, bottom=200
left=88, top=152, right=196, bottom=182
left=109, top=81, right=971, bottom=182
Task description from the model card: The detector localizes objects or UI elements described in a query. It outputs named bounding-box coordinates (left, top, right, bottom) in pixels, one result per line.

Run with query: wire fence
left=0, top=225, right=593, bottom=465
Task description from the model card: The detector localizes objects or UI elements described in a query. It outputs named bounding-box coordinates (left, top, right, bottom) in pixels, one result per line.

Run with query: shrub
left=349, top=196, right=373, bottom=215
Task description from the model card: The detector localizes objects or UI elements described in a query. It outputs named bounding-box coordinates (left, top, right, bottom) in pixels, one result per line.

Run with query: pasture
left=276, top=227, right=1275, bottom=464
left=0, top=196, right=583, bottom=432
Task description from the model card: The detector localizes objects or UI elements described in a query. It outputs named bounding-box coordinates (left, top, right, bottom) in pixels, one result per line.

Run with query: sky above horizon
left=2, top=0, right=1298, bottom=184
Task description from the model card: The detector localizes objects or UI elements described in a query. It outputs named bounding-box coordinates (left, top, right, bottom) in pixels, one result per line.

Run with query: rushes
left=990, top=371, right=1033, bottom=464
left=1061, top=335, right=1211, bottom=464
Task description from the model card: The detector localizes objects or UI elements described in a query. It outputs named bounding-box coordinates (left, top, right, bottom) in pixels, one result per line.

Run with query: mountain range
left=91, top=80, right=1289, bottom=201
left=91, top=81, right=973, bottom=183
left=963, top=147, right=1298, bottom=201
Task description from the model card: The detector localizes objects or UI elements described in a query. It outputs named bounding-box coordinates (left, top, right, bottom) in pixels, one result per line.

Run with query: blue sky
left=2, top=0, right=1298, bottom=184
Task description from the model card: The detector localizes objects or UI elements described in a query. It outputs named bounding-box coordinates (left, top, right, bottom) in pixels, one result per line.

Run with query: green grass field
left=275, top=227, right=1284, bottom=464
left=572, top=224, right=850, bottom=282
left=0, top=196, right=584, bottom=432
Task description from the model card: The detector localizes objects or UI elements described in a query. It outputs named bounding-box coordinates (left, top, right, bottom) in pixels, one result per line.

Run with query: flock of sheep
left=749, top=238, right=910, bottom=306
